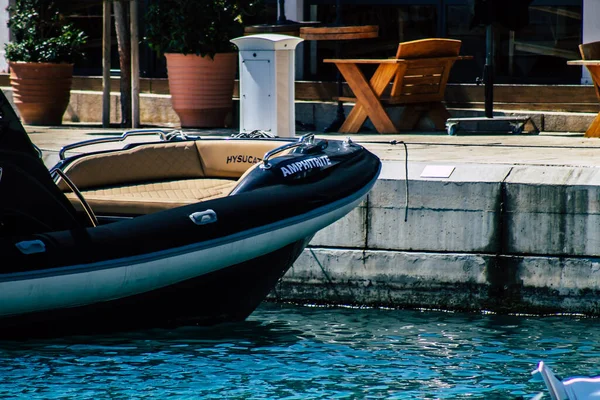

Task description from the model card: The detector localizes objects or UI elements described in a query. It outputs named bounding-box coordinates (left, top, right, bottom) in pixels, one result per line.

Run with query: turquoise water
left=0, top=302, right=598, bottom=399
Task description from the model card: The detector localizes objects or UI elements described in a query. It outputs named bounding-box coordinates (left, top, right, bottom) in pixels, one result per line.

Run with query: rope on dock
left=309, top=248, right=343, bottom=302
left=390, top=140, right=409, bottom=222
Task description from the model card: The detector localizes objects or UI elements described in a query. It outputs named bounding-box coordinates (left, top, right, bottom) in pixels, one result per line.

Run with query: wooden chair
left=324, top=38, right=466, bottom=133
left=386, top=38, right=462, bottom=130
left=579, top=41, right=600, bottom=61
left=579, top=41, right=600, bottom=99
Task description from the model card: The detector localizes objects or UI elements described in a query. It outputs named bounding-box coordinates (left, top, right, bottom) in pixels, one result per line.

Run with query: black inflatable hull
left=0, top=237, right=311, bottom=339
left=0, top=88, right=383, bottom=338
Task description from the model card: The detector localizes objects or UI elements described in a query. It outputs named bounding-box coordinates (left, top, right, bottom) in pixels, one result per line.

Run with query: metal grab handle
left=32, top=143, right=43, bottom=159
left=261, top=133, right=315, bottom=169
left=58, top=129, right=183, bottom=160
left=50, top=167, right=98, bottom=227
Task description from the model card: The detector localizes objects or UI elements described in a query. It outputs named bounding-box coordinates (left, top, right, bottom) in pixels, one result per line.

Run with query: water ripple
left=0, top=303, right=598, bottom=398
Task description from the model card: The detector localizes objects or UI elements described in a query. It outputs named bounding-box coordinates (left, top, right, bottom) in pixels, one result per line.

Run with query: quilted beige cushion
left=60, top=142, right=205, bottom=191
left=196, top=140, right=281, bottom=178
left=60, top=139, right=286, bottom=216
left=67, top=178, right=237, bottom=215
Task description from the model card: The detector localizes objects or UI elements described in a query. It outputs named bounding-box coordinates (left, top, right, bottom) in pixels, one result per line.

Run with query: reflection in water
left=0, top=303, right=598, bottom=399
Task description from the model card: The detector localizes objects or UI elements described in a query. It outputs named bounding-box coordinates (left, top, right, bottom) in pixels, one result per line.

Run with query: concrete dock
left=25, top=123, right=600, bottom=316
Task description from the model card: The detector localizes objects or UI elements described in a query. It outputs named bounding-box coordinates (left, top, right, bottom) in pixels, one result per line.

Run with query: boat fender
left=15, top=239, right=46, bottom=254
left=189, top=209, right=218, bottom=225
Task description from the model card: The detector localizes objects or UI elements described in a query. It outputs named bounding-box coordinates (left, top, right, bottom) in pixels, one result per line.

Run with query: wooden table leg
left=335, top=63, right=399, bottom=134
left=585, top=112, right=600, bottom=138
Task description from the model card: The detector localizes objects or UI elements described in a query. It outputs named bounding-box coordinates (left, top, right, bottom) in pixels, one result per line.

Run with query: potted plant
left=4, top=0, right=87, bottom=125
left=144, top=0, right=263, bottom=128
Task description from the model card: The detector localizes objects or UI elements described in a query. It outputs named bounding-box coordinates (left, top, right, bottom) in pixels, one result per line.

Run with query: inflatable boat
left=0, top=90, right=381, bottom=338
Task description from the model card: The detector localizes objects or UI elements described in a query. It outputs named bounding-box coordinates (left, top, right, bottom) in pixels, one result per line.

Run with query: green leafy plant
left=5, top=0, right=87, bottom=63
left=144, top=0, right=264, bottom=58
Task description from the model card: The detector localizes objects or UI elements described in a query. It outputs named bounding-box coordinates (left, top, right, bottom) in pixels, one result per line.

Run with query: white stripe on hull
left=0, top=194, right=365, bottom=317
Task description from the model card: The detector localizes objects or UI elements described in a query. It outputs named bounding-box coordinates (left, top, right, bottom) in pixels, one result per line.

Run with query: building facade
left=283, top=0, right=586, bottom=85
left=0, top=0, right=594, bottom=86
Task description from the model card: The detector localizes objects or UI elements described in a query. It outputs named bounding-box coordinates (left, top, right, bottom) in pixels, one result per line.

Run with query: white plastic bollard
left=231, top=34, right=304, bottom=138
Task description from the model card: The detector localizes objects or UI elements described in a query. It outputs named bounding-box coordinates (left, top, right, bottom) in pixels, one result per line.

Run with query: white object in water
left=532, top=361, right=600, bottom=399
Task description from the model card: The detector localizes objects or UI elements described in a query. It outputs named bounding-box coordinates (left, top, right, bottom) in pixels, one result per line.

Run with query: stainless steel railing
left=58, top=128, right=188, bottom=160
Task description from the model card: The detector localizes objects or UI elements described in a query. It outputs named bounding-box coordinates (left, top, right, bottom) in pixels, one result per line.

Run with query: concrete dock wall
left=279, top=161, right=600, bottom=315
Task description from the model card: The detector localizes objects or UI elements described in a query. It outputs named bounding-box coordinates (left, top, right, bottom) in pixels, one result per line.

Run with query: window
left=296, top=0, right=582, bottom=84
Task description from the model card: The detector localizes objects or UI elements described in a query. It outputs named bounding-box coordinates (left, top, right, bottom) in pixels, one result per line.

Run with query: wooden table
left=299, top=25, right=378, bottom=41
left=322, top=59, right=402, bottom=133
left=567, top=60, right=600, bottom=137
left=324, top=56, right=471, bottom=134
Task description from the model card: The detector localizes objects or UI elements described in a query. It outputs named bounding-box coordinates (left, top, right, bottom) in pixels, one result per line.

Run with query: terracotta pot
left=165, top=53, right=237, bottom=128
left=8, top=62, right=73, bottom=125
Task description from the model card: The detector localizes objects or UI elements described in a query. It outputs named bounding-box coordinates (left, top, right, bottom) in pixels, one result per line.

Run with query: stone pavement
left=24, top=123, right=600, bottom=169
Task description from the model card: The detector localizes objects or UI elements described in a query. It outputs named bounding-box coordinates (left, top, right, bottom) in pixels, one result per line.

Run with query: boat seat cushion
left=66, top=178, right=237, bottom=215
left=194, top=140, right=270, bottom=178
left=59, top=139, right=283, bottom=216
left=59, top=142, right=205, bottom=191
left=59, top=140, right=281, bottom=190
